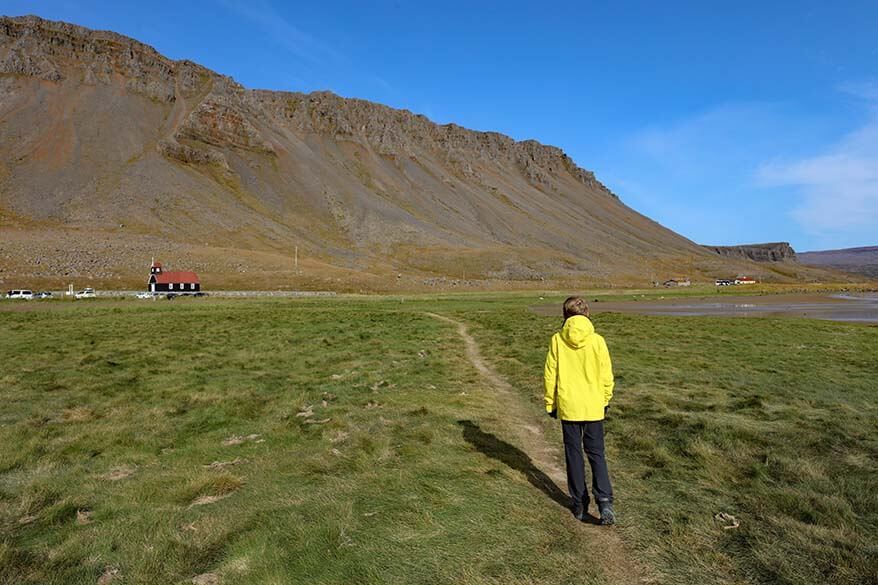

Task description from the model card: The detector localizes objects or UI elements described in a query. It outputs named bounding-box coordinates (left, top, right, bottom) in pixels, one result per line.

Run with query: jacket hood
left=561, top=315, right=595, bottom=349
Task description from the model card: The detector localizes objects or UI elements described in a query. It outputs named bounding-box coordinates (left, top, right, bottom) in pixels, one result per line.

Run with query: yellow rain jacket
left=544, top=315, right=614, bottom=421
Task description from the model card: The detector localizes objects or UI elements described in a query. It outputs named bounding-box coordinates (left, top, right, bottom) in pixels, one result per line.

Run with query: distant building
left=735, top=276, right=757, bottom=285
left=663, top=278, right=691, bottom=287
left=148, top=260, right=200, bottom=293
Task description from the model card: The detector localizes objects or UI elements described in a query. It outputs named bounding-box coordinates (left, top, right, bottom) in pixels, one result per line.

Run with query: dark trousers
left=562, top=420, right=613, bottom=507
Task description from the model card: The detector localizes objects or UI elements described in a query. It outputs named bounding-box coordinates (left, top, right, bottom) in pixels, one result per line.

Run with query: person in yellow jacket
left=544, top=296, right=616, bottom=524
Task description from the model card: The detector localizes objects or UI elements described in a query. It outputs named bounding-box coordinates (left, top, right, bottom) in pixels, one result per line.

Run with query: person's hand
left=604, top=405, right=609, bottom=418
left=548, top=410, right=557, bottom=419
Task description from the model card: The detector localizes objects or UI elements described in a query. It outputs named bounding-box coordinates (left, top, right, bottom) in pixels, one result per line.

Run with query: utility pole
left=294, top=246, right=298, bottom=271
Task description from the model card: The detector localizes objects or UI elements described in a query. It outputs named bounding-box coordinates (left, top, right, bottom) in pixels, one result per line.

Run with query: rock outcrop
left=0, top=15, right=181, bottom=100
left=0, top=15, right=611, bottom=196
left=703, top=242, right=798, bottom=263
left=177, top=97, right=276, bottom=154
left=250, top=90, right=613, bottom=193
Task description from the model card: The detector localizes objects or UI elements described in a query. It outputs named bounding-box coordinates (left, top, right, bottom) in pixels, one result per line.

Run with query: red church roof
left=153, top=271, right=200, bottom=284
left=151, top=260, right=163, bottom=269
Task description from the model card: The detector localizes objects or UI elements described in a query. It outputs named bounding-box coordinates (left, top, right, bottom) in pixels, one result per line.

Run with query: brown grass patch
left=102, top=465, right=136, bottom=481
left=202, top=457, right=247, bottom=470
left=61, top=406, right=94, bottom=422
left=97, top=567, right=120, bottom=585
left=186, top=473, right=243, bottom=508
left=188, top=494, right=231, bottom=508
left=75, top=509, right=92, bottom=525
left=221, top=434, right=262, bottom=446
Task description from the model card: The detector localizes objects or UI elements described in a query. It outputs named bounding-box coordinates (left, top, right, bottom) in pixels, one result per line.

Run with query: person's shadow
left=457, top=420, right=600, bottom=523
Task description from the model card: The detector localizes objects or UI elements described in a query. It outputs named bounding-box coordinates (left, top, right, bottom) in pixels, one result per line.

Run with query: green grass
left=1, top=296, right=876, bottom=584
left=0, top=299, right=603, bottom=584
left=460, top=305, right=878, bottom=585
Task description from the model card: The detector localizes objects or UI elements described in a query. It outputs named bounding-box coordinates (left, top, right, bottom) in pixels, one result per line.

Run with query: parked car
left=34, top=291, right=53, bottom=299
left=74, top=288, right=96, bottom=299
left=135, top=291, right=154, bottom=299
left=715, top=279, right=733, bottom=286
left=5, top=289, right=34, bottom=300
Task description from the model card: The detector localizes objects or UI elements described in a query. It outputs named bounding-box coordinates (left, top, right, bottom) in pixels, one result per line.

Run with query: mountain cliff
left=799, top=247, right=878, bottom=279
left=703, top=242, right=798, bottom=263
left=0, top=16, right=837, bottom=290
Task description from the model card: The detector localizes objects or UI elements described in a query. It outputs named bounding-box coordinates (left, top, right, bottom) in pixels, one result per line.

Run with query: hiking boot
left=571, top=502, right=587, bottom=521
left=598, top=501, right=616, bottom=525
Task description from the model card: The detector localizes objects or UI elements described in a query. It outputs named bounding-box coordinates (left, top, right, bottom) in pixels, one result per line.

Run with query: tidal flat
left=532, top=292, right=878, bottom=323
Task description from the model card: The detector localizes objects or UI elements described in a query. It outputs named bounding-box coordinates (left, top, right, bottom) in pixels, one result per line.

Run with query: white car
left=135, top=291, right=154, bottom=299
left=74, top=288, right=96, bottom=299
left=5, top=289, right=34, bottom=299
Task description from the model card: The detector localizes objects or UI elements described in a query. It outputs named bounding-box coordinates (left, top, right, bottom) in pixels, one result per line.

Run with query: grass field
left=1, top=294, right=876, bottom=584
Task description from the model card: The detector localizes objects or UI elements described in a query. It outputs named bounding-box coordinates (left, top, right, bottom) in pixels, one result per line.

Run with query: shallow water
left=531, top=293, right=878, bottom=323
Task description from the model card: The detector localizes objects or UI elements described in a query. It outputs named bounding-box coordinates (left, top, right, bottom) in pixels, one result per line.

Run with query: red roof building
left=148, top=260, right=201, bottom=293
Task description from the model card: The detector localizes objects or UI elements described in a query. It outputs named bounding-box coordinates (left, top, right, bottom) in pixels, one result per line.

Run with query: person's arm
left=543, top=335, right=558, bottom=415
left=599, top=336, right=615, bottom=407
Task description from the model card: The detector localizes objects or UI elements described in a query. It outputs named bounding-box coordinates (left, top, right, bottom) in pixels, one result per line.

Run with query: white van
left=5, top=290, right=34, bottom=299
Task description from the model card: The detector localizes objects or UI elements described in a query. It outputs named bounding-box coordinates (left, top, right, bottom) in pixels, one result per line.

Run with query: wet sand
left=531, top=293, right=878, bottom=324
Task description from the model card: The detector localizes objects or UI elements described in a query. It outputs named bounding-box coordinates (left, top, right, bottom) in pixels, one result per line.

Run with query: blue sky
left=6, top=1, right=877, bottom=251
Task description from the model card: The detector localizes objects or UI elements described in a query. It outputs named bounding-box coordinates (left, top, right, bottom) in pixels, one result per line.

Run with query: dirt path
left=425, top=312, right=653, bottom=584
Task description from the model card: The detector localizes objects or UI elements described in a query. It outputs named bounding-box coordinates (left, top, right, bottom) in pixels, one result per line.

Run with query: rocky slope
left=799, top=247, right=878, bottom=279
left=703, top=242, right=798, bottom=263
left=0, top=15, right=842, bottom=290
